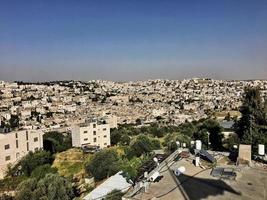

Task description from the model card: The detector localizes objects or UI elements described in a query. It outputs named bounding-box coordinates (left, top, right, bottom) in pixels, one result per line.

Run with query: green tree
left=110, top=129, right=122, bottom=145
left=120, top=135, right=131, bottom=146
left=167, top=141, right=178, bottom=152
left=30, top=164, right=57, bottom=180
left=15, top=173, right=74, bottom=200
left=201, top=119, right=223, bottom=150
left=127, top=135, right=155, bottom=158
left=85, top=149, right=120, bottom=181
left=223, top=134, right=240, bottom=151
left=43, top=131, right=72, bottom=153
left=235, top=87, right=267, bottom=151
left=11, top=151, right=54, bottom=177
left=105, top=189, right=124, bottom=200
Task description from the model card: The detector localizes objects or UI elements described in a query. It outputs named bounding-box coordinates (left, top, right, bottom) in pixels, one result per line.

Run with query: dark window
left=84, top=138, right=88, bottom=141
left=93, top=138, right=97, bottom=142
left=34, top=147, right=38, bottom=151
left=15, top=133, right=18, bottom=138
left=104, top=143, right=107, bottom=145
left=16, top=140, right=18, bottom=148
left=104, top=135, right=107, bottom=138
left=93, top=124, right=96, bottom=128
left=16, top=153, right=20, bottom=158
left=5, top=156, right=11, bottom=161
left=93, top=131, right=96, bottom=135
left=4, top=144, right=10, bottom=150
left=26, top=131, right=28, bottom=140
left=84, top=131, right=88, bottom=134
left=26, top=142, right=29, bottom=151
left=103, top=128, right=107, bottom=131
left=34, top=137, right=38, bottom=142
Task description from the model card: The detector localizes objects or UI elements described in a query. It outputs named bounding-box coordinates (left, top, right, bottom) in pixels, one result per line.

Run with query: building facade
left=0, top=129, right=44, bottom=179
left=71, top=121, right=110, bottom=148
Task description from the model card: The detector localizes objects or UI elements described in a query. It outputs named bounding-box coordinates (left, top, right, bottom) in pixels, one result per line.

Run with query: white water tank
left=182, top=143, right=186, bottom=148
left=144, top=171, right=148, bottom=178
left=176, top=141, right=180, bottom=147
left=258, top=144, right=265, bottom=156
left=190, top=141, right=195, bottom=147
left=196, top=140, right=202, bottom=150
left=195, top=156, right=200, bottom=167
left=150, top=171, right=160, bottom=182
left=174, top=166, right=186, bottom=176
left=153, top=157, right=159, bottom=166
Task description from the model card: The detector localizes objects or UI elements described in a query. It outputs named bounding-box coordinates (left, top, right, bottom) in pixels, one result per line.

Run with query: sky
left=0, top=0, right=267, bottom=81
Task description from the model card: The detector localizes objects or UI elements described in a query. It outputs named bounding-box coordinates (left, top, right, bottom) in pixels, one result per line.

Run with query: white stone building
left=71, top=121, right=110, bottom=148
left=0, top=129, right=44, bottom=179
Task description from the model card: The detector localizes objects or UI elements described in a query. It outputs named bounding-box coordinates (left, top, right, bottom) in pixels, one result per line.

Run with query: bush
left=105, top=189, right=124, bottom=200
left=10, top=151, right=54, bottom=177
left=15, top=173, right=74, bottom=200
left=30, top=164, right=57, bottom=180
left=85, top=149, right=120, bottom=181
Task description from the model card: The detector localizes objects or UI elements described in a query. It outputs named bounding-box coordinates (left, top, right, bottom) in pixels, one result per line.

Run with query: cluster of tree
left=86, top=135, right=159, bottom=182
left=7, top=150, right=54, bottom=177
left=1, top=150, right=75, bottom=200
left=1, top=130, right=75, bottom=199
left=15, top=173, right=74, bottom=200
left=125, top=135, right=160, bottom=158
left=111, top=118, right=224, bottom=152
left=234, top=87, right=267, bottom=153
left=85, top=149, right=121, bottom=181
left=110, top=123, right=181, bottom=145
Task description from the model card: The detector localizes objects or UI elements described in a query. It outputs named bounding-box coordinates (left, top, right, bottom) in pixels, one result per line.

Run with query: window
left=26, top=142, right=29, bottom=151
left=93, top=131, right=96, bottom=135
left=16, top=140, right=19, bottom=148
left=4, top=144, right=10, bottom=150
left=34, top=137, right=38, bottom=142
left=103, top=128, right=107, bottom=131
left=5, top=156, right=11, bottom=161
left=104, top=143, right=107, bottom=145
left=84, top=138, right=88, bottom=141
left=84, top=131, right=88, bottom=134
left=104, top=135, right=107, bottom=138
left=93, top=124, right=96, bottom=128
left=16, top=153, right=20, bottom=159
left=34, top=147, right=38, bottom=152
left=15, top=133, right=18, bottom=138
left=26, top=131, right=28, bottom=140
left=93, top=138, right=97, bottom=142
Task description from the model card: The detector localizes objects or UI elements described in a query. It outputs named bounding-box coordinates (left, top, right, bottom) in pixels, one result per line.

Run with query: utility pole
left=207, top=131, right=210, bottom=149
left=250, top=115, right=253, bottom=145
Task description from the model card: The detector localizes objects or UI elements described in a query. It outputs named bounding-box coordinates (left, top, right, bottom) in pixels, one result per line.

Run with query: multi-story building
left=71, top=120, right=110, bottom=148
left=0, top=129, right=44, bottom=179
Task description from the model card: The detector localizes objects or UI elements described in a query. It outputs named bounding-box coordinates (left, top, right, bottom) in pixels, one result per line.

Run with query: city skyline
left=1, top=0, right=267, bottom=81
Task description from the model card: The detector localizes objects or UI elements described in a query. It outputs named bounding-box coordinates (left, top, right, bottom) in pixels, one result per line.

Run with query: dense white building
left=0, top=129, right=44, bottom=179
left=71, top=120, right=110, bottom=148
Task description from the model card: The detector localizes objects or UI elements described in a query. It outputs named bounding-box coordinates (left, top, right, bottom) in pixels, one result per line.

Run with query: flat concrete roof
left=130, top=159, right=267, bottom=200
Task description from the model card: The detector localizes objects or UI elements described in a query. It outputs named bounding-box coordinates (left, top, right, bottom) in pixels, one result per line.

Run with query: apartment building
left=71, top=121, right=110, bottom=148
left=0, top=129, right=44, bottom=179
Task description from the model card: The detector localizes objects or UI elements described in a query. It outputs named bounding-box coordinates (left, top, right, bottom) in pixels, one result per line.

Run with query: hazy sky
left=0, top=0, right=267, bottom=81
